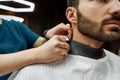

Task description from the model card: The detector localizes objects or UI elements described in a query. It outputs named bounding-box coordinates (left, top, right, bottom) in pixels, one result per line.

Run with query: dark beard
left=77, top=10, right=120, bottom=42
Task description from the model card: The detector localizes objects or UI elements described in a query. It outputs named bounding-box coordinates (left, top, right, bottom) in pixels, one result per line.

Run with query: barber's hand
left=34, top=35, right=70, bottom=63
left=46, top=23, right=72, bottom=40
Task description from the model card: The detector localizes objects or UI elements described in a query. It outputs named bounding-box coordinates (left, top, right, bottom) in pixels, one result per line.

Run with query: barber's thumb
left=66, top=24, right=72, bottom=39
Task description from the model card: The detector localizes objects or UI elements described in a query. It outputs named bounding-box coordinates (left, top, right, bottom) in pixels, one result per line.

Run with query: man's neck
left=73, top=29, right=103, bottom=49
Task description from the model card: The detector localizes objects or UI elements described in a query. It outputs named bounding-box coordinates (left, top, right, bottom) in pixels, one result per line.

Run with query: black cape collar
left=69, top=40, right=105, bottom=59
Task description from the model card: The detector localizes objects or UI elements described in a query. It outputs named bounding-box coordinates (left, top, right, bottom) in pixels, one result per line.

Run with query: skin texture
left=66, top=0, right=120, bottom=48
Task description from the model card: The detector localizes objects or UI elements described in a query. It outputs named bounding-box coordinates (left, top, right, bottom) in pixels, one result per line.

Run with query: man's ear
left=66, top=7, right=77, bottom=24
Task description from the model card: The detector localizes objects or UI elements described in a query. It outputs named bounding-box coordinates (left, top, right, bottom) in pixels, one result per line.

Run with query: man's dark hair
left=67, top=0, right=79, bottom=8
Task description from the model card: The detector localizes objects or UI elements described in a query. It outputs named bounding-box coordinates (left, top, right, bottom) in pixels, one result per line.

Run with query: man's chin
left=101, top=34, right=120, bottom=42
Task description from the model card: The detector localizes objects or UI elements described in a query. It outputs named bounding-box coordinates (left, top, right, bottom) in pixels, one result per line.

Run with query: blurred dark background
left=0, top=0, right=120, bottom=54
left=0, top=0, right=68, bottom=35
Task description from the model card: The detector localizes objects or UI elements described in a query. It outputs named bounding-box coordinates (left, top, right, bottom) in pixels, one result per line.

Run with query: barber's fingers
left=39, top=35, right=70, bottom=62
left=56, top=43, right=70, bottom=58
left=59, top=23, right=72, bottom=39
left=54, top=35, right=69, bottom=43
left=59, top=49, right=68, bottom=58
left=66, top=24, right=72, bottom=39
left=50, top=35, right=70, bottom=50
left=59, top=42, right=70, bottom=50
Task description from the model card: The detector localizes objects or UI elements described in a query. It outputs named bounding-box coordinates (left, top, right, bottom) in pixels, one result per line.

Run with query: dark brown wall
left=0, top=0, right=68, bottom=35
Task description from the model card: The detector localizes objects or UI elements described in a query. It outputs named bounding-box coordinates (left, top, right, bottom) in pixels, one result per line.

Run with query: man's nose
left=108, top=1, right=120, bottom=15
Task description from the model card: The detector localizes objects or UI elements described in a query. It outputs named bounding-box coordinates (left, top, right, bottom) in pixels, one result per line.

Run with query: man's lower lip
left=104, top=24, right=120, bottom=27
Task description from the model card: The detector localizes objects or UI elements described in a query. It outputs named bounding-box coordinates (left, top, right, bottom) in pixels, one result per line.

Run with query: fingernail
left=66, top=24, right=70, bottom=26
left=66, top=37, right=70, bottom=42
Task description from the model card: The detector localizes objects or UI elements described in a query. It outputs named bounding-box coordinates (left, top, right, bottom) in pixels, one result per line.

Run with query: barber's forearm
left=33, top=37, right=47, bottom=47
left=0, top=48, right=41, bottom=76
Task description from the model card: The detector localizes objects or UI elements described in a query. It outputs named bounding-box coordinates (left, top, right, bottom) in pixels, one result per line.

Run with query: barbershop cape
left=8, top=41, right=120, bottom=80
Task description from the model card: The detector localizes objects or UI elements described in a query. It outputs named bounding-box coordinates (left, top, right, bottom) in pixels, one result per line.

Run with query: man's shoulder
left=103, top=49, right=120, bottom=65
left=103, top=49, right=120, bottom=58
